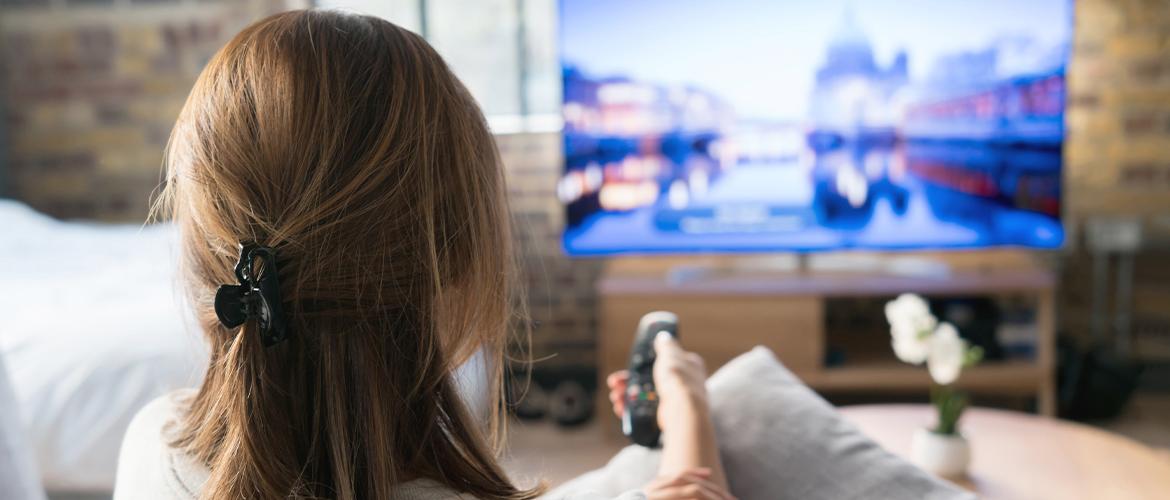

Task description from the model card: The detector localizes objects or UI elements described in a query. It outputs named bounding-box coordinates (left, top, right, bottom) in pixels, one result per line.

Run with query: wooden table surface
left=838, top=404, right=1170, bottom=500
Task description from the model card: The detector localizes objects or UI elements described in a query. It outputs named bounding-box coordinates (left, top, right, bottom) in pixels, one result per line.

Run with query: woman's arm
left=651, top=333, right=727, bottom=490
left=607, top=333, right=733, bottom=500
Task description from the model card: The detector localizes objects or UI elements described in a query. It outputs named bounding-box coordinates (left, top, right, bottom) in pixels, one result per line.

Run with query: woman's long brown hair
left=157, top=10, right=542, bottom=500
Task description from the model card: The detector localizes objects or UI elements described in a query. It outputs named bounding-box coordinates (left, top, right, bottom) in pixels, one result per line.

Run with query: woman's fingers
left=609, top=387, right=625, bottom=417
left=644, top=469, right=693, bottom=491
left=643, top=469, right=732, bottom=500
left=607, top=371, right=629, bottom=417
left=655, top=468, right=711, bottom=485
left=676, top=473, right=733, bottom=500
left=645, top=484, right=723, bottom=500
left=607, top=370, right=628, bottom=389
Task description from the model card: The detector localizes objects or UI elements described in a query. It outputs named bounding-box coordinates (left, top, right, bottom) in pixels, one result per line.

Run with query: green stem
left=930, top=383, right=968, bottom=436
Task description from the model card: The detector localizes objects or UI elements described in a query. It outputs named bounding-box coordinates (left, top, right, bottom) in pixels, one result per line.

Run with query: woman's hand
left=642, top=468, right=735, bottom=500
left=649, top=332, right=710, bottom=430
left=607, top=333, right=727, bottom=491
left=606, top=370, right=630, bottom=418
left=607, top=333, right=710, bottom=432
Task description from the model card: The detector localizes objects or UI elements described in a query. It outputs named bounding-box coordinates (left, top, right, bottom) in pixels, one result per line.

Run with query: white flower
left=886, top=293, right=933, bottom=323
left=886, top=294, right=937, bottom=365
left=892, top=329, right=932, bottom=364
left=928, top=322, right=965, bottom=385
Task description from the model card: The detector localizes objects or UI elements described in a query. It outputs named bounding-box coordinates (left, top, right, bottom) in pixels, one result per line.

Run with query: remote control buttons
left=626, top=388, right=657, bottom=402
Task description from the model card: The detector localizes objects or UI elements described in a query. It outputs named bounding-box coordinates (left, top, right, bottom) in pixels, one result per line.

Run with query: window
left=315, top=0, right=561, bottom=134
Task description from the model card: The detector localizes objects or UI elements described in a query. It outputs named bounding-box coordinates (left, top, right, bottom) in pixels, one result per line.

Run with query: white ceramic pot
left=910, top=427, right=970, bottom=477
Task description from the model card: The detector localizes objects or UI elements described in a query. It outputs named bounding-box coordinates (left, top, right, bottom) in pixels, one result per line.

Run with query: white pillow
left=546, top=346, right=974, bottom=500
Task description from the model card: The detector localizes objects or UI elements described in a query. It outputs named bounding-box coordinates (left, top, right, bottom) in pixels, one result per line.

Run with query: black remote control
left=622, top=311, right=679, bottom=447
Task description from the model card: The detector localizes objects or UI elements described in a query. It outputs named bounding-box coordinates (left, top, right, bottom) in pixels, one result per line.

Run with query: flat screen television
left=559, top=0, right=1069, bottom=255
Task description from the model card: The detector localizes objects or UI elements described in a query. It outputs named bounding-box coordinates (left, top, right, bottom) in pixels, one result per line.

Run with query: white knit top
left=112, top=389, right=642, bottom=500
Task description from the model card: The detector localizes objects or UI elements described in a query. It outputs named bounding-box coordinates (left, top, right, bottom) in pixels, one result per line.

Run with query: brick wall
left=1061, top=0, right=1170, bottom=354
left=0, top=1, right=275, bottom=220
left=1066, top=0, right=1170, bottom=230
left=498, top=132, right=601, bottom=369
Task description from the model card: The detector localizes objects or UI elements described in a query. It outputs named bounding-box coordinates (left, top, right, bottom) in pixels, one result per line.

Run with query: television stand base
left=596, top=249, right=1057, bottom=439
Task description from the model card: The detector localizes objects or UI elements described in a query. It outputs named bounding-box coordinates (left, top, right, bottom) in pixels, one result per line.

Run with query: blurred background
left=1, top=0, right=1169, bottom=498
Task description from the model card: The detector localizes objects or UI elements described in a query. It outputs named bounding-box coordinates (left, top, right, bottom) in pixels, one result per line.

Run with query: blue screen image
left=559, top=0, right=1069, bottom=255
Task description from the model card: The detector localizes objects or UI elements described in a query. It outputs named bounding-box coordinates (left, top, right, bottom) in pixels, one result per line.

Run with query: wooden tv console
left=596, top=250, right=1057, bottom=436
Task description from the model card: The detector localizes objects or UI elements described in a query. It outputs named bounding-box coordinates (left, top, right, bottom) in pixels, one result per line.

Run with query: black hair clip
left=214, top=244, right=288, bottom=347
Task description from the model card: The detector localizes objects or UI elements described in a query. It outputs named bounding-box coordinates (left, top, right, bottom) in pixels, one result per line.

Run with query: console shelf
left=808, top=360, right=1046, bottom=394
left=596, top=249, right=1057, bottom=435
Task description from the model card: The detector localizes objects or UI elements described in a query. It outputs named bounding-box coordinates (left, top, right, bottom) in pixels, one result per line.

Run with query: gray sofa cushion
left=546, top=346, right=974, bottom=500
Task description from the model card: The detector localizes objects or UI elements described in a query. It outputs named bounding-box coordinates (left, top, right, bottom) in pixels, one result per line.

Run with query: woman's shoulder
left=113, top=388, right=208, bottom=500
left=111, top=391, right=644, bottom=500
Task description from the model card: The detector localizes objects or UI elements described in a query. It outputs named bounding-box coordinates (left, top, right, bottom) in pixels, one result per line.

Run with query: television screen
left=559, top=0, right=1069, bottom=255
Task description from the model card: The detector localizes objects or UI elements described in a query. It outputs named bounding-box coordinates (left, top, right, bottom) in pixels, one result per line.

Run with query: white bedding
left=0, top=200, right=208, bottom=493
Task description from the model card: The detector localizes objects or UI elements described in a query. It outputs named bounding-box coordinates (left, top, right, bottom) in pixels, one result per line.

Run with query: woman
left=113, top=10, right=731, bottom=500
